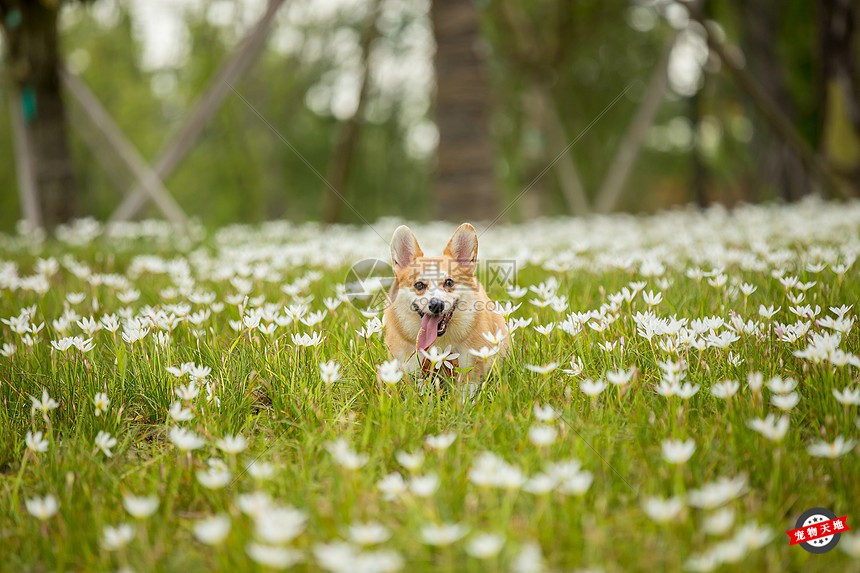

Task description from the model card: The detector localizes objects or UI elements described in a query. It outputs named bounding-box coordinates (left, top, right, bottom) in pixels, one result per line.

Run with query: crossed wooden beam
left=13, top=0, right=285, bottom=231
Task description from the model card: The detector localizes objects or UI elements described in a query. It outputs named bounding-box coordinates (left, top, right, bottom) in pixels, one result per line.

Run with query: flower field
left=1, top=199, right=859, bottom=572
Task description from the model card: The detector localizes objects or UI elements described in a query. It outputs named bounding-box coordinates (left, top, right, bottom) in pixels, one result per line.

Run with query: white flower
left=347, top=521, right=391, bottom=545
left=257, top=322, right=277, bottom=336
left=25, top=494, right=59, bottom=520
left=292, top=331, right=324, bottom=347
left=247, top=460, right=276, bottom=480
left=746, top=372, right=764, bottom=393
left=121, top=325, right=149, bottom=344
left=26, top=430, right=49, bottom=453
left=643, top=290, right=663, bottom=306
left=833, top=387, right=860, bottom=406
left=661, top=438, right=695, bottom=464
left=101, top=523, right=135, bottom=551
left=727, top=351, right=744, bottom=366
left=533, top=403, right=559, bottom=422
left=807, top=436, right=856, bottom=458
left=642, top=496, right=684, bottom=523
left=237, top=491, right=273, bottom=516
left=242, top=313, right=262, bottom=329
left=676, top=382, right=700, bottom=399
left=193, top=514, right=231, bottom=545
left=216, top=434, right=248, bottom=454
left=556, top=470, right=593, bottom=495
left=378, top=359, right=403, bottom=385
left=175, top=381, right=199, bottom=401
left=93, top=392, right=110, bottom=416
left=525, top=362, right=559, bottom=375
left=735, top=521, right=775, bottom=550
left=312, top=541, right=358, bottom=572
left=511, top=541, right=545, bottom=573
left=168, top=401, right=194, bottom=422
left=771, top=392, right=800, bottom=411
left=580, top=378, right=607, bottom=396
left=702, top=508, right=735, bottom=535
left=166, top=362, right=193, bottom=378
left=187, top=364, right=212, bottom=381
left=684, top=553, right=720, bottom=572
left=95, top=431, right=117, bottom=458
left=122, top=495, right=159, bottom=519
left=425, top=432, right=457, bottom=451
left=409, top=473, right=440, bottom=497
left=420, top=522, right=469, bottom=546
left=395, top=450, right=424, bottom=471
left=254, top=505, right=307, bottom=544
left=841, top=533, right=860, bottom=557
left=534, top=322, right=555, bottom=336
left=758, top=304, right=780, bottom=319
left=337, top=541, right=408, bottom=572
left=710, top=380, right=739, bottom=399
left=747, top=414, right=789, bottom=441
left=197, top=462, right=232, bottom=489
left=606, top=368, right=634, bottom=386
left=30, top=389, right=59, bottom=413
left=466, top=533, right=505, bottom=558
left=420, top=346, right=460, bottom=370
left=528, top=424, right=558, bottom=447
left=300, top=310, right=327, bottom=327
left=766, top=376, right=797, bottom=394
left=356, top=317, right=384, bottom=338
left=168, top=426, right=205, bottom=451
left=51, top=336, right=95, bottom=352
left=468, top=451, right=527, bottom=489
left=687, top=475, right=747, bottom=508
left=320, top=360, right=342, bottom=384
left=468, top=346, right=500, bottom=360
left=377, top=472, right=407, bottom=500
left=325, top=438, right=368, bottom=469
left=246, top=543, right=303, bottom=569
left=506, top=286, right=528, bottom=299
left=523, top=473, right=557, bottom=494
left=562, top=356, right=584, bottom=377
left=481, top=328, right=507, bottom=345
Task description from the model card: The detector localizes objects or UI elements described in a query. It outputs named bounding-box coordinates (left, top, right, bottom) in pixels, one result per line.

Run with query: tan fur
left=384, top=223, right=508, bottom=382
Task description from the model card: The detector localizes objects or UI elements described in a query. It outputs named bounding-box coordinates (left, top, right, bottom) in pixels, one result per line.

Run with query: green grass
left=1, top=210, right=859, bottom=573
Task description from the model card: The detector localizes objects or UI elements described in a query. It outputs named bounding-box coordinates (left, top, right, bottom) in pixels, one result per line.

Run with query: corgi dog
left=384, top=223, right=508, bottom=381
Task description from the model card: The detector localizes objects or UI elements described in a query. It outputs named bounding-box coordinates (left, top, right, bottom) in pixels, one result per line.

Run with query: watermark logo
left=786, top=507, right=850, bottom=554
left=342, top=258, right=394, bottom=313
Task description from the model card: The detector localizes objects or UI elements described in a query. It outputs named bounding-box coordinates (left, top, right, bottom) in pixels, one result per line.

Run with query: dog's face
left=388, top=223, right=480, bottom=350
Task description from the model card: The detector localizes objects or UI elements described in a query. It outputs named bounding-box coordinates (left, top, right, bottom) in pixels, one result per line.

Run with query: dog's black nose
left=428, top=298, right=444, bottom=315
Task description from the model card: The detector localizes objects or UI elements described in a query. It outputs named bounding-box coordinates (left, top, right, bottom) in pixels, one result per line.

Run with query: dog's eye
left=444, top=278, right=455, bottom=288
left=414, top=281, right=426, bottom=291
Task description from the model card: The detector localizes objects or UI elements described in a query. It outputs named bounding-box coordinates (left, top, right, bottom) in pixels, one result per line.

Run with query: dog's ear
left=444, top=223, right=478, bottom=273
left=390, top=225, right=423, bottom=271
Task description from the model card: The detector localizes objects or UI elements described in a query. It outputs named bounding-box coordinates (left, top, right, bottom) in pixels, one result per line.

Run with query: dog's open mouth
left=415, top=307, right=455, bottom=350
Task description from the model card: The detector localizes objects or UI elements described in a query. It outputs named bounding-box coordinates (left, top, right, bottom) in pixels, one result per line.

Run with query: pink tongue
left=417, top=314, right=443, bottom=351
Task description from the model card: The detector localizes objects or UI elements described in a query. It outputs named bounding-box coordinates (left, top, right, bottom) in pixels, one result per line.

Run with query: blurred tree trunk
left=1, top=1, right=77, bottom=228
left=736, top=0, right=811, bottom=200
left=689, top=86, right=708, bottom=207
left=431, top=0, right=499, bottom=221
left=818, top=0, right=860, bottom=183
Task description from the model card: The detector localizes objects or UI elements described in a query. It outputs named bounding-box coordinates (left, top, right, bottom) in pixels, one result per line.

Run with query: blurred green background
left=0, top=0, right=857, bottom=231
